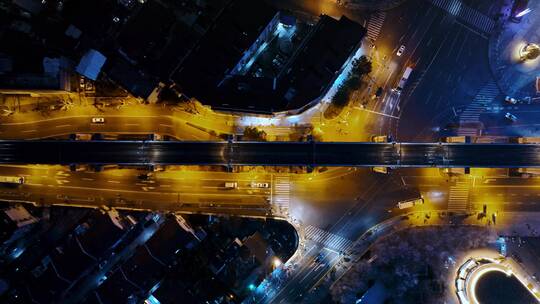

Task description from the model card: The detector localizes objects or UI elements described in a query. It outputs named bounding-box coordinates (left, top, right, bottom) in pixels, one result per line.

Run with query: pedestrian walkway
left=448, top=180, right=470, bottom=211
left=457, top=81, right=499, bottom=135
left=365, top=12, right=386, bottom=42
left=304, top=225, right=352, bottom=253
left=456, top=127, right=479, bottom=136
left=273, top=175, right=290, bottom=217
left=428, top=0, right=495, bottom=34
left=259, top=125, right=311, bottom=139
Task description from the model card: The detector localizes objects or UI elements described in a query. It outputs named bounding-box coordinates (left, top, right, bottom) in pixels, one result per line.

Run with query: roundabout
left=489, top=0, right=540, bottom=97
left=454, top=250, right=540, bottom=304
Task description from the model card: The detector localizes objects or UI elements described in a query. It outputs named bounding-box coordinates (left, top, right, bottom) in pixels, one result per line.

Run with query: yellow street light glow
left=519, top=43, right=540, bottom=61
left=273, top=257, right=282, bottom=267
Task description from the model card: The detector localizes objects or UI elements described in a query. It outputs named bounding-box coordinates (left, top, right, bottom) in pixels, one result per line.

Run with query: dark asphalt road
left=2, top=140, right=540, bottom=167
left=388, top=0, right=497, bottom=141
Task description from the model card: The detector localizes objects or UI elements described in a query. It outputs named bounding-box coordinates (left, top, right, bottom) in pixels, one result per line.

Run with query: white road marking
left=355, top=107, right=400, bottom=119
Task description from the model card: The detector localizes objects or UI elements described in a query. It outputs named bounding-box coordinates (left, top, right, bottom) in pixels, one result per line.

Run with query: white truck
left=393, top=67, right=413, bottom=95
left=0, top=176, right=25, bottom=184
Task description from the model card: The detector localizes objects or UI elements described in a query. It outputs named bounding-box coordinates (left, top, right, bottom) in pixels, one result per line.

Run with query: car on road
left=505, top=112, right=517, bottom=122
left=505, top=96, right=517, bottom=104
left=250, top=182, right=270, bottom=188
left=91, top=117, right=105, bottom=124
left=396, top=45, right=405, bottom=56
left=224, top=182, right=238, bottom=189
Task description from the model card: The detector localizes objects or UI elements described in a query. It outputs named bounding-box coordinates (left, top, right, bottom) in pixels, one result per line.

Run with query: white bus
left=397, top=197, right=424, bottom=209
left=0, top=176, right=25, bottom=184
left=393, top=67, right=413, bottom=95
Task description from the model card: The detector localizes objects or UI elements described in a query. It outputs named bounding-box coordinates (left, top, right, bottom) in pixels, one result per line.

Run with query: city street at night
left=0, top=0, right=540, bottom=303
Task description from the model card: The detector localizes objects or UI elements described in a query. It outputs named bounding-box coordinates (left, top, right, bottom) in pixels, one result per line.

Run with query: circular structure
left=474, top=270, right=535, bottom=304
left=519, top=43, right=540, bottom=61
left=454, top=255, right=540, bottom=304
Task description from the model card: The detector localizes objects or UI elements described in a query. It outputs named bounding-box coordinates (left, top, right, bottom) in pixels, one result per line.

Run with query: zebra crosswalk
left=448, top=180, right=470, bottom=211
left=366, top=12, right=386, bottom=42
left=428, top=0, right=495, bottom=34
left=273, top=175, right=290, bottom=216
left=304, top=225, right=352, bottom=253
left=456, top=127, right=479, bottom=136
left=457, top=81, right=499, bottom=136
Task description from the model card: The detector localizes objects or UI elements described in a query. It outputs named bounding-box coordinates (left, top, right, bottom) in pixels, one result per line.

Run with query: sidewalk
left=488, top=0, right=540, bottom=97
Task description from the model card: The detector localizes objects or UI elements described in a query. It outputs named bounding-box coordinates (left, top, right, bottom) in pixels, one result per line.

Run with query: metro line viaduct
left=1, top=140, right=540, bottom=167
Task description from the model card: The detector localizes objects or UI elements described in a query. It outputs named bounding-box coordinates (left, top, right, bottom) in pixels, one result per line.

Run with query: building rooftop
left=145, top=218, right=196, bottom=265
left=170, top=0, right=278, bottom=107
left=95, top=268, right=140, bottom=303
left=278, top=15, right=366, bottom=110
left=77, top=211, right=125, bottom=258
left=104, top=57, right=158, bottom=98
left=50, top=235, right=95, bottom=281
left=117, top=1, right=176, bottom=68
left=26, top=260, right=71, bottom=303
left=76, top=49, right=106, bottom=80
left=174, top=13, right=365, bottom=113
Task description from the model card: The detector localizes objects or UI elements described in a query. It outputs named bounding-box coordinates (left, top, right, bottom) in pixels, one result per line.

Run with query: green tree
left=243, top=126, right=267, bottom=141
left=351, top=55, right=372, bottom=77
